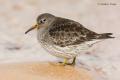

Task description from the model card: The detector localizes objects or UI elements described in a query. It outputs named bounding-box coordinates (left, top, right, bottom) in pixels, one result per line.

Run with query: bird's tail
left=97, top=33, right=115, bottom=39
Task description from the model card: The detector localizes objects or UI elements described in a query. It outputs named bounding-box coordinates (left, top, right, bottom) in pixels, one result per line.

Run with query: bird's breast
left=37, top=27, right=52, bottom=45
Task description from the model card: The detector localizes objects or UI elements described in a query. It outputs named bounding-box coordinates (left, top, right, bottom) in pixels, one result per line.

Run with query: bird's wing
left=48, top=18, right=98, bottom=47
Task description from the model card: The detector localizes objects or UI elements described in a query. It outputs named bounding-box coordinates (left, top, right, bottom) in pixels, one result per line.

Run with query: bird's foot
left=58, top=62, right=75, bottom=66
left=58, top=57, right=76, bottom=66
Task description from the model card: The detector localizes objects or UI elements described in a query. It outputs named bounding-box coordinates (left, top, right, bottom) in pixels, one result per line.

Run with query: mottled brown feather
left=48, top=17, right=99, bottom=47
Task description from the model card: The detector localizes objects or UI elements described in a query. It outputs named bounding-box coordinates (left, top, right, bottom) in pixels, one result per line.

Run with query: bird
left=25, top=13, right=114, bottom=65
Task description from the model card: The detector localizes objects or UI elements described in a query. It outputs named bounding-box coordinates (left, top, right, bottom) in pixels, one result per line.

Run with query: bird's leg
left=62, top=58, right=68, bottom=65
left=72, top=57, right=76, bottom=65
left=59, top=57, right=76, bottom=66
left=59, top=58, right=68, bottom=65
left=66, top=57, right=76, bottom=65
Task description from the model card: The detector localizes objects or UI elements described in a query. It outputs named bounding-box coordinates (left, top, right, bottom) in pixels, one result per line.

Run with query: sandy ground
left=0, top=0, right=120, bottom=80
left=0, top=62, right=92, bottom=80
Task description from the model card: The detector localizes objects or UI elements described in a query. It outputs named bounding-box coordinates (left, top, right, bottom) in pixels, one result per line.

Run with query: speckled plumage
left=36, top=13, right=114, bottom=59
left=26, top=13, right=114, bottom=65
left=48, top=17, right=99, bottom=47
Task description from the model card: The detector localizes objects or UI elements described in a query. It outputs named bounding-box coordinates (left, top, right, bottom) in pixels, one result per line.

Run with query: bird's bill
left=25, top=24, right=39, bottom=34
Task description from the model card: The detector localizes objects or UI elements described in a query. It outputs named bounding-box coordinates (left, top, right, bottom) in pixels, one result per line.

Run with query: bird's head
left=25, top=13, right=55, bottom=34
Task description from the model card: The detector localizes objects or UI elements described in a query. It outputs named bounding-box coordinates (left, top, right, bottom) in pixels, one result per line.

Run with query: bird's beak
left=25, top=24, right=39, bottom=34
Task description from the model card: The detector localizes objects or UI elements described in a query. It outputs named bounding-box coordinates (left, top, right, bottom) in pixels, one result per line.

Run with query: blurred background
left=0, top=0, right=120, bottom=80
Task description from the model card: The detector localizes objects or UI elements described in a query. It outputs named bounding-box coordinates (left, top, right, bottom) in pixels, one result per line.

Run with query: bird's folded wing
left=48, top=18, right=98, bottom=47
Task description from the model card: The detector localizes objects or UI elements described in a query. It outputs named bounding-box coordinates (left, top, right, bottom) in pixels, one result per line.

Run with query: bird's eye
left=40, top=19, right=46, bottom=24
left=43, top=19, right=46, bottom=21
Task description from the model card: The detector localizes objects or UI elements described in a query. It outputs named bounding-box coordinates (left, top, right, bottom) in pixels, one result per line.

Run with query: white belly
left=39, top=39, right=102, bottom=59
left=37, top=28, right=102, bottom=59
